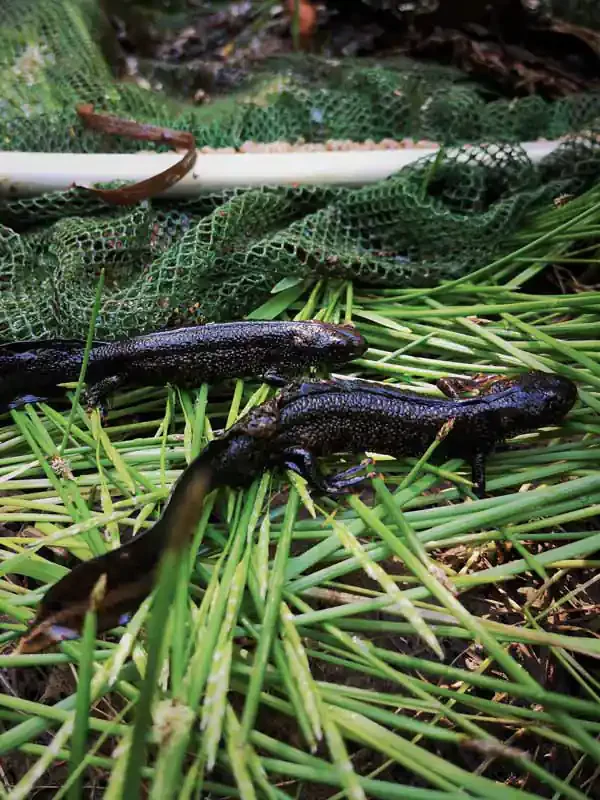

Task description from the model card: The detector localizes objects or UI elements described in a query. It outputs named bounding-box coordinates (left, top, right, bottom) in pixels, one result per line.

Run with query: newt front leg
left=282, top=448, right=371, bottom=495
left=436, top=375, right=499, bottom=399
left=282, top=446, right=330, bottom=492
left=260, top=369, right=293, bottom=387
left=83, top=374, right=127, bottom=417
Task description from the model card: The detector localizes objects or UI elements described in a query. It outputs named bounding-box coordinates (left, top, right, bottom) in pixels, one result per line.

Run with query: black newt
left=18, top=370, right=577, bottom=653
left=0, top=321, right=367, bottom=412
left=258, top=371, right=578, bottom=496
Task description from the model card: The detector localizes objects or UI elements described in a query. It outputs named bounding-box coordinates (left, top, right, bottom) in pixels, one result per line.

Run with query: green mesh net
left=1, top=0, right=600, bottom=339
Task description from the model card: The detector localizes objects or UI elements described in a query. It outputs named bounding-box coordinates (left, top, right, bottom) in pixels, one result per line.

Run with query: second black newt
left=19, top=370, right=577, bottom=653
left=205, top=370, right=578, bottom=496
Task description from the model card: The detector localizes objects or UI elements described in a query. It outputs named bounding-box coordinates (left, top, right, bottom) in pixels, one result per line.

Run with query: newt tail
left=17, top=456, right=214, bottom=654
left=17, top=397, right=283, bottom=653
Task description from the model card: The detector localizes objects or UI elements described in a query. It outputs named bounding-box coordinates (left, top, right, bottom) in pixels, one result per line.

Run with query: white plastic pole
left=0, top=140, right=563, bottom=198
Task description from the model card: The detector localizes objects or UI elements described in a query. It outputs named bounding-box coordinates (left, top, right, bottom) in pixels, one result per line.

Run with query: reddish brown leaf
left=75, top=104, right=197, bottom=205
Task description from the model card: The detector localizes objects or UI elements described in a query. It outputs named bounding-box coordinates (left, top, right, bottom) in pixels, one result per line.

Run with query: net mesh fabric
left=1, top=0, right=600, bottom=339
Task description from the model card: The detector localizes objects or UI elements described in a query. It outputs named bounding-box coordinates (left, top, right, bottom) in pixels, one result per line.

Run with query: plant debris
left=76, top=104, right=196, bottom=204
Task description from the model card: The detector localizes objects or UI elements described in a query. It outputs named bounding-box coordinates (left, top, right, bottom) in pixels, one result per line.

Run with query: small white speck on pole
left=0, top=140, right=563, bottom=198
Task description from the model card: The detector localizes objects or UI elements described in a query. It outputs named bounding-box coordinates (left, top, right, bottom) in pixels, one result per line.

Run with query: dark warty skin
left=0, top=320, right=367, bottom=412
left=205, top=371, right=578, bottom=498
left=19, top=370, right=577, bottom=653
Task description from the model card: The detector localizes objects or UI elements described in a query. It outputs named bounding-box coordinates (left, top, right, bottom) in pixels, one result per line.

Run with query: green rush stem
left=344, top=281, right=354, bottom=322
left=15, top=743, right=240, bottom=798
left=151, top=487, right=258, bottom=792
left=68, top=603, right=98, bottom=800
left=60, top=269, right=105, bottom=455
left=308, top=629, right=600, bottom=718
left=121, top=546, right=182, bottom=799
left=356, top=485, right=538, bottom=688
left=504, top=312, right=600, bottom=378
left=240, top=489, right=299, bottom=741
left=371, top=293, right=600, bottom=318
left=287, top=599, right=550, bottom=798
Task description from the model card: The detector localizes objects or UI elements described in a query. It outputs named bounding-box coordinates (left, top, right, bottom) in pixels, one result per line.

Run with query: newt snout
left=315, top=321, right=367, bottom=365
left=483, top=371, right=578, bottom=440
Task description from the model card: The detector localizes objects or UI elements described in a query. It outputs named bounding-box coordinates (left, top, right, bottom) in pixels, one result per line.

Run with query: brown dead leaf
left=76, top=105, right=196, bottom=205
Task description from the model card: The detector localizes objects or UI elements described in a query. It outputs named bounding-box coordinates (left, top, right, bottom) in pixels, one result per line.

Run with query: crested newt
left=18, top=370, right=577, bottom=653
left=0, top=320, right=367, bottom=413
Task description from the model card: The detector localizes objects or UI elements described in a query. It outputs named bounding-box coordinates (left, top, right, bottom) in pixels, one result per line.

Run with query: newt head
left=493, top=371, right=578, bottom=438
left=295, top=321, right=367, bottom=367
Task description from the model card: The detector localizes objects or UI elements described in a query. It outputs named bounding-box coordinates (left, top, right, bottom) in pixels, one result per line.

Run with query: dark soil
left=101, top=0, right=600, bottom=103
